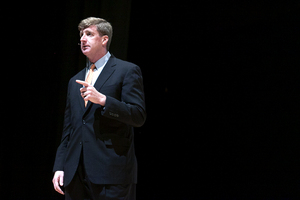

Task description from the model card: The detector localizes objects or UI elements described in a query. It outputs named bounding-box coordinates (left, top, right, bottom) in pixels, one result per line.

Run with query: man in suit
left=52, top=17, right=146, bottom=200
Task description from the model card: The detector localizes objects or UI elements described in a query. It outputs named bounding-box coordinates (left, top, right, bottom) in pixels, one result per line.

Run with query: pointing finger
left=76, top=80, right=89, bottom=87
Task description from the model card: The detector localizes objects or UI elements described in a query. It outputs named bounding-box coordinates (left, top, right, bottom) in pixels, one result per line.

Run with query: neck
left=88, top=50, right=108, bottom=63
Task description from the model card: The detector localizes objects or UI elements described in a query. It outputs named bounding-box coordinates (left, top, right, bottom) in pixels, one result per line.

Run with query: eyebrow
left=80, top=29, right=94, bottom=37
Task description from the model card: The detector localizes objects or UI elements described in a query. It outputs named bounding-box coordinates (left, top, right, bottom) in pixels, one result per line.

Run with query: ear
left=102, top=35, right=109, bottom=46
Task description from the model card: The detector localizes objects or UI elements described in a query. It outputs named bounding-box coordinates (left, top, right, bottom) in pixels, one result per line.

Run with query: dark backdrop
left=4, top=0, right=300, bottom=199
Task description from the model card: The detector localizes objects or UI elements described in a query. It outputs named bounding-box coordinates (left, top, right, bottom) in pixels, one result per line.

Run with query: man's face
left=80, top=25, right=105, bottom=59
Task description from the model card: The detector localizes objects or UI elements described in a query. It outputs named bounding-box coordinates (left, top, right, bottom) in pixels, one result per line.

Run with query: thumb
left=59, top=176, right=64, bottom=186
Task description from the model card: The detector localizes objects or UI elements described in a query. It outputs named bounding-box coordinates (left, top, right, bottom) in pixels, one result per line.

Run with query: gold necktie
left=84, top=64, right=95, bottom=107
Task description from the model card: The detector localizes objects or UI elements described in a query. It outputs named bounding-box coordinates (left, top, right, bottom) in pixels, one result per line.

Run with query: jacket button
left=79, top=142, right=82, bottom=145
left=82, top=120, right=86, bottom=125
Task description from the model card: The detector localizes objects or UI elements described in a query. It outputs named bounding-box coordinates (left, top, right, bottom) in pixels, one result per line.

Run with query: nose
left=80, top=34, right=87, bottom=43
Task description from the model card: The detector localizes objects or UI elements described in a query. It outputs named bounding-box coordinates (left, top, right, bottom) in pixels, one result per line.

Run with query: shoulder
left=111, top=56, right=142, bottom=76
left=116, top=58, right=143, bottom=80
left=113, top=57, right=139, bottom=70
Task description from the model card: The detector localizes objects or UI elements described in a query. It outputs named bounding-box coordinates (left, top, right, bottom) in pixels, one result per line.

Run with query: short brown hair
left=78, top=17, right=113, bottom=50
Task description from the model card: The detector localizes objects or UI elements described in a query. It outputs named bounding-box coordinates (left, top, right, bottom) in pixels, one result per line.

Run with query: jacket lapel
left=76, top=68, right=87, bottom=112
left=85, top=55, right=116, bottom=110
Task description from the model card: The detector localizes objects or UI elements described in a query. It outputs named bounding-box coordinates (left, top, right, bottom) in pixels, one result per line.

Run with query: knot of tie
left=86, top=64, right=95, bottom=84
left=90, top=64, right=96, bottom=70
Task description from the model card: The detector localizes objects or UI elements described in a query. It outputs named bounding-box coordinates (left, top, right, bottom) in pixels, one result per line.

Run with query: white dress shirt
left=85, top=51, right=111, bottom=86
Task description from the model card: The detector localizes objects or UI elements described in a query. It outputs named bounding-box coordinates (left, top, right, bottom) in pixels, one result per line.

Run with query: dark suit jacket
left=53, top=55, right=146, bottom=186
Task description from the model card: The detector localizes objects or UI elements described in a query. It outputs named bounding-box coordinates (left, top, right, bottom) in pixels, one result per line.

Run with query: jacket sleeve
left=101, top=65, right=146, bottom=127
left=53, top=81, right=72, bottom=172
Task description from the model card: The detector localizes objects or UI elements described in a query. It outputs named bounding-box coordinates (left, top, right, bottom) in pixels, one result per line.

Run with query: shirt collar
left=87, top=51, right=111, bottom=70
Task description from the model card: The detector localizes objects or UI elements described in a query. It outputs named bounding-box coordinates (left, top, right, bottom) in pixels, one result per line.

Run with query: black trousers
left=65, top=155, right=136, bottom=200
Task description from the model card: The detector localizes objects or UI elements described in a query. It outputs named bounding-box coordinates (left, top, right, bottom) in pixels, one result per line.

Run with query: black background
left=4, top=0, right=300, bottom=199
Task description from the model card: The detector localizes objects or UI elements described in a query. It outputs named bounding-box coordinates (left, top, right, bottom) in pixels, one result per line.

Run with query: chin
left=82, top=49, right=90, bottom=56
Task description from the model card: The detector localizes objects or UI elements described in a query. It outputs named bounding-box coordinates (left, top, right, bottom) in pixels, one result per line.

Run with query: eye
left=86, top=31, right=93, bottom=36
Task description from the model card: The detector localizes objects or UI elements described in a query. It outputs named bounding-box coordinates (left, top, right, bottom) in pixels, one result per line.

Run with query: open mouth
left=82, top=45, right=90, bottom=51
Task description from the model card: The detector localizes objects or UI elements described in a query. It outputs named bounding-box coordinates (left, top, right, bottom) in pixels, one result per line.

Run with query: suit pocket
left=102, top=134, right=131, bottom=156
left=102, top=134, right=130, bottom=146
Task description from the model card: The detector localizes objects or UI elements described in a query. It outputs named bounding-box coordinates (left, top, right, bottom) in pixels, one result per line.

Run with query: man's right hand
left=52, top=171, right=65, bottom=195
